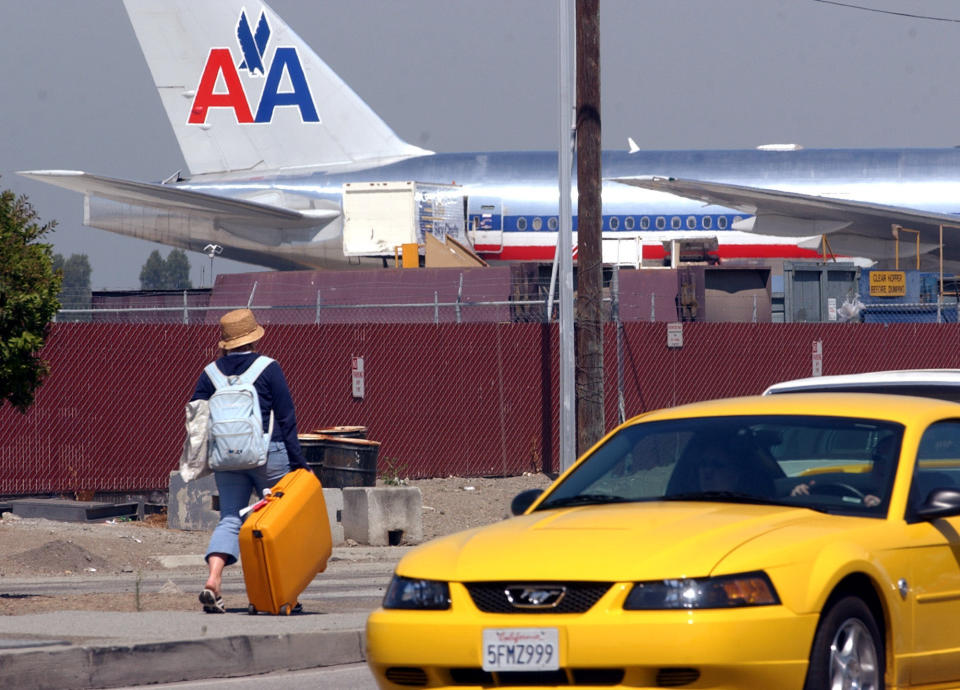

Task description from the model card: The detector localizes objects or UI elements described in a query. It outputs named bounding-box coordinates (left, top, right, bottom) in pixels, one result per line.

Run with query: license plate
left=482, top=628, right=559, bottom=672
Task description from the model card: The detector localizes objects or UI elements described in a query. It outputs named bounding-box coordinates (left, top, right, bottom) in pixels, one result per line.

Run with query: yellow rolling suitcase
left=239, top=468, right=332, bottom=615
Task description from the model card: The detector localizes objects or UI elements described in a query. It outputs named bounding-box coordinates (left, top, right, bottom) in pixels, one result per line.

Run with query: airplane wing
left=19, top=170, right=338, bottom=227
left=614, top=175, right=960, bottom=270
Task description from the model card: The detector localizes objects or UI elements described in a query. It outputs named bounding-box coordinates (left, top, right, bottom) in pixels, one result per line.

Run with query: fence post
left=613, top=265, right=625, bottom=425
left=434, top=291, right=439, bottom=324
left=456, top=272, right=463, bottom=324
left=183, top=290, right=188, bottom=324
left=650, top=292, right=655, bottom=322
left=247, top=281, right=258, bottom=307
left=316, top=290, right=322, bottom=325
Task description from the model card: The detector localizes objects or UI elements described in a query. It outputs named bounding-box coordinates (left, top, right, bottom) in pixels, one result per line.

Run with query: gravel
left=0, top=473, right=555, bottom=614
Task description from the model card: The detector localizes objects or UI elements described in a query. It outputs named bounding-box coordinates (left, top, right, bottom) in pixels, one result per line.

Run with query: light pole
left=203, top=243, right=223, bottom=287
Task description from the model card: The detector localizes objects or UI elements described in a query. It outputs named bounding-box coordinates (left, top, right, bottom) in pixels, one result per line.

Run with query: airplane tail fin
left=122, top=0, right=431, bottom=177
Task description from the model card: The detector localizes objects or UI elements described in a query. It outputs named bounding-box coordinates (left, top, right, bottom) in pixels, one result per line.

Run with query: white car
left=763, top=369, right=960, bottom=402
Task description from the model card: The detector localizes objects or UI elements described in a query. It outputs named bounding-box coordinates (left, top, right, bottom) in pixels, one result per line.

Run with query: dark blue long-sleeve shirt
left=191, top=352, right=307, bottom=469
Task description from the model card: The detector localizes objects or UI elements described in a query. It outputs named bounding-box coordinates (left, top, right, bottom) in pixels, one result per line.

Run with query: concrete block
left=168, top=473, right=344, bottom=543
left=9, top=498, right=139, bottom=522
left=323, top=488, right=345, bottom=545
left=167, top=471, right=219, bottom=531
left=342, top=487, right=423, bottom=546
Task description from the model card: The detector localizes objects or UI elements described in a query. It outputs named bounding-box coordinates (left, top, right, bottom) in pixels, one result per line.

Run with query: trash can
left=298, top=433, right=380, bottom=488
left=310, top=425, right=368, bottom=439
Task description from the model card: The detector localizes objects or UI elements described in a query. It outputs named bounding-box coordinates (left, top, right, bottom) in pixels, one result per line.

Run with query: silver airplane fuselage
left=176, top=147, right=960, bottom=267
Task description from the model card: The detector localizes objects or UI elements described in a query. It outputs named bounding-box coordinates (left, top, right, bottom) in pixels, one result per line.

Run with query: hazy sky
left=3, top=0, right=960, bottom=289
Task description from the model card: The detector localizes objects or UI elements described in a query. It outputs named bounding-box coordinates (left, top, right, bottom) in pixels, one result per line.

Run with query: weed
left=379, top=456, right=408, bottom=486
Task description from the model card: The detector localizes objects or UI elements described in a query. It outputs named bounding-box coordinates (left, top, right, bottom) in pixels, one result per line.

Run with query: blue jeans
left=206, top=442, right=291, bottom=566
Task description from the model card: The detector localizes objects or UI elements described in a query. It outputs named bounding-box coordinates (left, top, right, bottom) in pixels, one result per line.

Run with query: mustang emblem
left=504, top=586, right=566, bottom=609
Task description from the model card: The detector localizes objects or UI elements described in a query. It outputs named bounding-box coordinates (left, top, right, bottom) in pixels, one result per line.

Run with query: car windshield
left=537, top=415, right=904, bottom=517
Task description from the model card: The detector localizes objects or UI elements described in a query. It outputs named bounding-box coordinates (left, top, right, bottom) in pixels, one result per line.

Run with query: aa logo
left=188, top=9, right=320, bottom=125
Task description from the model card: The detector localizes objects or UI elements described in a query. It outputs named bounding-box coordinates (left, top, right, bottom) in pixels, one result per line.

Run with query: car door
left=903, top=420, right=960, bottom=686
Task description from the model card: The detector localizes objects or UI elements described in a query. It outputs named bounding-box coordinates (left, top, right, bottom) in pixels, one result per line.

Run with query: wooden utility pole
left=575, top=0, right=604, bottom=454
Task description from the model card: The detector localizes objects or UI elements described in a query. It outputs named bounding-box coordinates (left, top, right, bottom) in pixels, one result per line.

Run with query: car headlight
left=623, top=571, right=779, bottom=610
left=383, top=575, right=451, bottom=610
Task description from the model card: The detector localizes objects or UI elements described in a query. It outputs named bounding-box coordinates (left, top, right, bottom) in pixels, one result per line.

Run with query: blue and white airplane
left=20, top=0, right=960, bottom=272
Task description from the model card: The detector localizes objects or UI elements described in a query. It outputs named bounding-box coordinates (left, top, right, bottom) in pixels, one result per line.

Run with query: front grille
left=385, top=666, right=428, bottom=686
left=448, top=668, right=624, bottom=686
left=656, top=667, right=700, bottom=687
left=466, top=582, right=612, bottom=613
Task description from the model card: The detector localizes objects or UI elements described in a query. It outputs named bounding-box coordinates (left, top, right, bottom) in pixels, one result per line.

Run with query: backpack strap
left=204, top=362, right=228, bottom=390
left=236, top=356, right=274, bottom=386
left=236, top=356, right=276, bottom=439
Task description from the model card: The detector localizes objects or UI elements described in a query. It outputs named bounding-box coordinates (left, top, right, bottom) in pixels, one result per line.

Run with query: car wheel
left=804, top=596, right=884, bottom=690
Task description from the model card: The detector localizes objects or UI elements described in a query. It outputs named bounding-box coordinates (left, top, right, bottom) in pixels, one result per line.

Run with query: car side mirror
left=511, top=488, right=544, bottom=515
left=914, top=488, right=960, bottom=520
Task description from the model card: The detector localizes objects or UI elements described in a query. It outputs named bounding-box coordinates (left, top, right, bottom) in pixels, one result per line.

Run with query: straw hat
left=218, top=308, right=264, bottom=350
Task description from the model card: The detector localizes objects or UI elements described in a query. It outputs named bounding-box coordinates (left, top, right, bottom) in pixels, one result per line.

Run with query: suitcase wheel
left=280, top=603, right=291, bottom=616
left=247, top=604, right=257, bottom=616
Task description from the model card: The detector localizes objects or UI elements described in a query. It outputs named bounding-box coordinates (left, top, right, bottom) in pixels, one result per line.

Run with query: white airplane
left=19, top=0, right=960, bottom=272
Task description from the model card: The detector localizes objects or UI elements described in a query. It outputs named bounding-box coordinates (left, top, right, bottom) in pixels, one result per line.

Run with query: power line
left=812, top=0, right=960, bottom=23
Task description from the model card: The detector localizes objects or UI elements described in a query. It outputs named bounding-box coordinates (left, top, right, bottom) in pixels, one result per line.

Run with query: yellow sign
left=869, top=271, right=906, bottom=297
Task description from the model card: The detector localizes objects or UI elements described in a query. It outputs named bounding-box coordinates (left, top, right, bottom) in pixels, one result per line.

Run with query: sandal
left=199, top=588, right=225, bottom=614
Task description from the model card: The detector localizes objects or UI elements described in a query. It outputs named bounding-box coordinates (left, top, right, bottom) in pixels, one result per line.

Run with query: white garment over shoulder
left=179, top=399, right=211, bottom=482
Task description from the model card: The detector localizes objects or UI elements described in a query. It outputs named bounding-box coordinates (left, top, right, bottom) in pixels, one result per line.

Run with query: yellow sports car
left=366, top=393, right=960, bottom=689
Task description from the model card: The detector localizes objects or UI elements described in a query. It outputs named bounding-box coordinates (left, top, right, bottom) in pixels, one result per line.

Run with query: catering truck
left=342, top=181, right=467, bottom=258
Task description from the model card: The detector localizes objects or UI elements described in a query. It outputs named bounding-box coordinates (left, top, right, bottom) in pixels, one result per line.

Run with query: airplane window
left=718, top=216, right=728, bottom=229
left=703, top=215, right=712, bottom=229
left=610, top=216, right=620, bottom=230
left=548, top=217, right=558, bottom=230
left=533, top=217, right=543, bottom=231
left=655, top=217, right=666, bottom=230
left=641, top=217, right=651, bottom=230
left=517, top=217, right=528, bottom=231
left=625, top=216, right=635, bottom=230
left=686, top=216, right=697, bottom=229
left=671, top=216, right=681, bottom=229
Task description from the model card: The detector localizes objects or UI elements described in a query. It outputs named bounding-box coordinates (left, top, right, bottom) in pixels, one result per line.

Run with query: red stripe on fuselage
left=474, top=243, right=826, bottom=262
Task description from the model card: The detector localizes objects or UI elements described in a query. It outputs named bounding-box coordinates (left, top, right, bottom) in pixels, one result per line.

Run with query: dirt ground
left=0, top=473, right=554, bottom=615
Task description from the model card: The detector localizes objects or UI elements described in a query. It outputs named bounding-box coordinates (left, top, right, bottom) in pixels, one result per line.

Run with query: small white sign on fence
left=812, top=340, right=823, bottom=377
left=667, top=322, right=683, bottom=349
left=351, top=356, right=365, bottom=398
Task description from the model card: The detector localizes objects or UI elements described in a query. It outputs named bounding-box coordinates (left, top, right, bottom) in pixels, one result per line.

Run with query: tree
left=139, top=250, right=167, bottom=290
left=0, top=183, right=62, bottom=412
left=53, top=253, right=92, bottom=320
left=164, top=249, right=192, bottom=289
left=139, top=249, right=193, bottom=290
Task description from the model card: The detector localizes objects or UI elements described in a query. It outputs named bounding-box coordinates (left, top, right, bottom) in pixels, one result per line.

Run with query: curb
left=0, top=629, right=365, bottom=690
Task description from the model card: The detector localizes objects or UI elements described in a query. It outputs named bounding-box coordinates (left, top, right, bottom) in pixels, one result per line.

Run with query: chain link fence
left=3, top=317, right=960, bottom=498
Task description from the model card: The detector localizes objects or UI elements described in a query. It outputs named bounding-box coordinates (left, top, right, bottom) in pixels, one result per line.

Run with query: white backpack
left=205, top=356, right=275, bottom=471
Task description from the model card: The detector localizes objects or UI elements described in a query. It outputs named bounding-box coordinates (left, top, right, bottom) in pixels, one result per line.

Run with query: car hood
left=397, top=501, right=838, bottom=582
